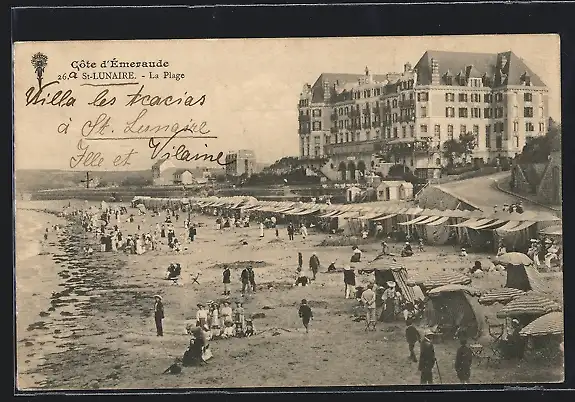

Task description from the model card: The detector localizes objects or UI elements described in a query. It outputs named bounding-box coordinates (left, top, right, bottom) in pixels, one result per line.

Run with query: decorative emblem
left=31, top=52, right=48, bottom=87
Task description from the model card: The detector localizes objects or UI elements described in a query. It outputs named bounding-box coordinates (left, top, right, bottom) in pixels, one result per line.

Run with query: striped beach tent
left=519, top=312, right=564, bottom=337
left=496, top=293, right=562, bottom=319
left=478, top=288, right=526, bottom=305
left=407, top=271, right=472, bottom=290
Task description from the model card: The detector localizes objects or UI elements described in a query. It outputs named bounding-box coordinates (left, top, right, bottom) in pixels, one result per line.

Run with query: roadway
left=436, top=172, right=559, bottom=215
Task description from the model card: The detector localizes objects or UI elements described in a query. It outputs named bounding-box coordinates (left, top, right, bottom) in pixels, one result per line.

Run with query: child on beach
left=298, top=299, right=313, bottom=333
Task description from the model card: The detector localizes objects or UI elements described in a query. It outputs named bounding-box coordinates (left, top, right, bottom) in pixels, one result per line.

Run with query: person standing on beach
left=298, top=299, right=313, bottom=333
left=287, top=223, right=295, bottom=241
left=454, top=337, right=473, bottom=384
left=405, top=318, right=421, bottom=362
left=298, top=252, right=303, bottom=270
left=241, top=267, right=250, bottom=296
left=222, top=265, right=231, bottom=296
left=154, top=295, right=164, bottom=336
left=248, top=266, right=256, bottom=293
left=259, top=221, right=265, bottom=238
left=343, top=265, right=356, bottom=299
left=309, top=252, right=320, bottom=280
left=419, top=330, right=436, bottom=384
left=300, top=223, right=308, bottom=240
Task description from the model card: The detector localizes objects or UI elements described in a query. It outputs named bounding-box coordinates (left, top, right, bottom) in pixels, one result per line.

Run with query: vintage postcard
left=14, top=35, right=563, bottom=390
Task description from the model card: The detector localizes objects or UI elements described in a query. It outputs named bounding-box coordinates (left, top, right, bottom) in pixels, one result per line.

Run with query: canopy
left=500, top=221, right=535, bottom=232
left=519, top=312, right=563, bottom=337
left=399, top=216, right=430, bottom=226
left=407, top=271, right=472, bottom=289
left=415, top=216, right=444, bottom=225
left=478, top=288, right=526, bottom=305
left=504, top=263, right=546, bottom=293
left=496, top=293, right=562, bottom=318
left=464, top=218, right=495, bottom=229
left=494, top=252, right=533, bottom=266
left=426, top=216, right=450, bottom=226
left=371, top=261, right=416, bottom=304
left=372, top=213, right=398, bottom=222
left=449, top=218, right=480, bottom=228
left=428, top=284, right=481, bottom=297
left=495, top=221, right=525, bottom=233
left=473, top=219, right=507, bottom=230
left=539, top=225, right=562, bottom=236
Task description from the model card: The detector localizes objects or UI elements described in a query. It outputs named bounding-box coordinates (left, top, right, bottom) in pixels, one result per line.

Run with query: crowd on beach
left=50, top=199, right=561, bottom=384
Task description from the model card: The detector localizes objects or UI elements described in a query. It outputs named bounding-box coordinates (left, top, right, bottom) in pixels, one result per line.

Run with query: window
left=539, top=106, right=544, bottom=117
left=496, top=93, right=503, bottom=102
left=410, top=125, right=415, bottom=137
left=469, top=78, right=482, bottom=87
left=515, top=136, right=520, bottom=148
left=459, top=107, right=468, bottom=118
left=447, top=125, right=454, bottom=140
left=484, top=94, right=493, bottom=103
left=445, top=76, right=453, bottom=85
left=420, top=106, right=427, bottom=118
left=526, top=122, right=534, bottom=132
left=402, top=126, right=407, bottom=138
left=386, top=100, right=390, bottom=107
left=417, top=92, right=429, bottom=102
left=393, top=113, right=398, bottom=122
left=513, top=121, right=518, bottom=132
left=496, top=107, right=504, bottom=118
left=401, top=93, right=406, bottom=101
left=345, top=107, right=349, bottom=115
left=434, top=124, right=441, bottom=139
left=524, top=107, right=534, bottom=117
left=460, top=125, right=467, bottom=136
left=392, top=99, right=398, bottom=108
left=445, top=107, right=455, bottom=117
left=339, top=108, right=343, bottom=115
left=473, top=125, right=479, bottom=137
left=539, top=122, right=545, bottom=132
left=420, top=124, right=428, bottom=134
left=486, top=125, right=491, bottom=148
left=393, top=127, right=398, bottom=138
left=409, top=92, right=414, bottom=100
left=524, top=93, right=533, bottom=102
left=471, top=93, right=481, bottom=102
left=459, top=93, right=468, bottom=102
left=471, top=108, right=481, bottom=118
left=346, top=133, right=349, bottom=142
left=312, top=121, right=322, bottom=130
left=445, top=93, right=455, bottom=102
left=484, top=108, right=492, bottom=118
left=312, top=109, right=322, bottom=117
left=339, top=121, right=344, bottom=129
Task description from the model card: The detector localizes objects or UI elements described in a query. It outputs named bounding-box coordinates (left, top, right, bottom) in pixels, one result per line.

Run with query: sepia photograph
left=13, top=34, right=563, bottom=390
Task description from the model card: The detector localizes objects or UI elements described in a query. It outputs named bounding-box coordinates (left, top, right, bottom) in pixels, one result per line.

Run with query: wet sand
left=15, top=200, right=564, bottom=389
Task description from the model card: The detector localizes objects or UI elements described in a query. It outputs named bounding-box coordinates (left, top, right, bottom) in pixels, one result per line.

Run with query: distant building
left=298, top=50, right=549, bottom=181
left=225, top=149, right=257, bottom=177
left=152, top=159, right=214, bottom=185
left=376, top=180, right=414, bottom=201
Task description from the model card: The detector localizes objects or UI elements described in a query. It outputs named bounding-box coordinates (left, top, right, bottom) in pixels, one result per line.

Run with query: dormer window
left=468, top=78, right=482, bottom=87
left=521, top=72, right=532, bottom=86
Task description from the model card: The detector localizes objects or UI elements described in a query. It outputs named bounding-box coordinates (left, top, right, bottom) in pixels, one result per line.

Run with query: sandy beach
left=15, top=200, right=563, bottom=389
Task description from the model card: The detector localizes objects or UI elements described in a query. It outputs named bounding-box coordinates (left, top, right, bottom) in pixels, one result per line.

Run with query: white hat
left=387, top=281, right=396, bottom=288
left=354, top=249, right=361, bottom=253
left=344, top=265, right=351, bottom=270
left=424, top=329, right=434, bottom=338
left=154, top=295, right=162, bottom=300
left=545, top=239, right=553, bottom=244
left=530, top=239, right=537, bottom=242
left=405, top=242, right=410, bottom=245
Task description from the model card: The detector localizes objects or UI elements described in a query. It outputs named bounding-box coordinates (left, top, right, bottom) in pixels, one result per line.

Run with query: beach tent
left=504, top=264, right=546, bottom=293
left=519, top=311, right=563, bottom=337
left=478, top=288, right=526, bottom=306
left=407, top=271, right=472, bottom=291
left=424, top=284, right=485, bottom=339
left=496, top=293, right=562, bottom=325
left=369, top=260, right=415, bottom=304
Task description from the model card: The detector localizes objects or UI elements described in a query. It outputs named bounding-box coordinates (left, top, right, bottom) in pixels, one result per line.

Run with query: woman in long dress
left=259, top=222, right=265, bottom=237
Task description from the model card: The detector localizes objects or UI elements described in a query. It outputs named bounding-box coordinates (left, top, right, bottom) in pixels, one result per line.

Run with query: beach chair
left=190, top=273, right=201, bottom=285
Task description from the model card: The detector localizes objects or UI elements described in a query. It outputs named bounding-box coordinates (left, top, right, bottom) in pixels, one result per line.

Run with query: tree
left=442, top=132, right=476, bottom=166
left=517, top=119, right=561, bottom=164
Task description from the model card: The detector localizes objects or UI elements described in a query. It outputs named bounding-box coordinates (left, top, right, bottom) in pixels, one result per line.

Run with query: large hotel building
left=297, top=50, right=549, bottom=181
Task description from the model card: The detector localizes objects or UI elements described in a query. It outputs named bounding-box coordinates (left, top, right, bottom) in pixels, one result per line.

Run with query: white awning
left=494, top=221, right=525, bottom=233
left=399, top=216, right=430, bottom=226
left=473, top=219, right=508, bottom=230
left=416, top=216, right=444, bottom=225
left=319, top=210, right=341, bottom=218
left=372, top=213, right=398, bottom=222
left=497, top=221, right=535, bottom=233
left=465, top=218, right=497, bottom=229
left=337, top=211, right=362, bottom=219
left=448, top=218, right=479, bottom=228
left=426, top=216, right=450, bottom=226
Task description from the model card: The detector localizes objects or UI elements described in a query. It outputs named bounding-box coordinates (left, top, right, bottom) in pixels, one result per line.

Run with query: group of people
left=526, top=237, right=561, bottom=269
left=189, top=300, right=256, bottom=340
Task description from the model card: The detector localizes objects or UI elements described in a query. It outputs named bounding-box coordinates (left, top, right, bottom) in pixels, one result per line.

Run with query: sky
left=14, top=34, right=560, bottom=171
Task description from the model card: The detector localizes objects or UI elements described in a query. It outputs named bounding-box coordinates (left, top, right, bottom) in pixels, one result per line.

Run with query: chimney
left=431, top=58, right=440, bottom=85
left=404, top=62, right=412, bottom=73
left=323, top=80, right=330, bottom=102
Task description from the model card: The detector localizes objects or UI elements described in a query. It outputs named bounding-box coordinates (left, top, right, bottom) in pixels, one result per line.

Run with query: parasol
left=493, top=252, right=532, bottom=266
left=496, top=293, right=562, bottom=318
left=478, top=288, right=526, bottom=305
left=519, top=311, right=563, bottom=337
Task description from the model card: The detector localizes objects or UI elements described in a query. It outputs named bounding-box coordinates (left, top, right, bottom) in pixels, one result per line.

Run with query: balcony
left=324, top=138, right=386, bottom=156
left=383, top=139, right=432, bottom=157
left=399, top=99, right=416, bottom=108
